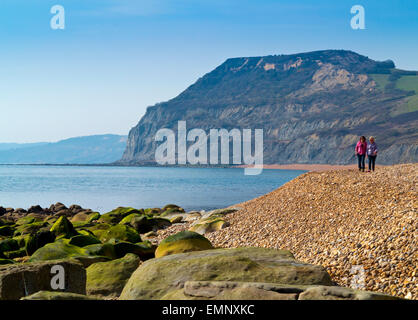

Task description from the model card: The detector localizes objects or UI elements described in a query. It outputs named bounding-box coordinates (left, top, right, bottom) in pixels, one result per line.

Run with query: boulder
left=25, top=230, right=56, bottom=255
left=84, top=243, right=117, bottom=260
left=71, top=211, right=100, bottom=223
left=0, top=239, right=20, bottom=255
left=21, top=290, right=96, bottom=300
left=0, top=225, right=15, bottom=237
left=86, top=223, right=112, bottom=239
left=28, top=239, right=108, bottom=266
left=3, top=248, right=26, bottom=259
left=50, top=202, right=67, bottom=213
left=86, top=254, right=141, bottom=298
left=120, top=247, right=334, bottom=300
left=113, top=241, right=156, bottom=260
left=29, top=239, right=87, bottom=262
left=27, top=205, right=44, bottom=214
left=99, top=225, right=141, bottom=243
left=68, top=235, right=101, bottom=247
left=0, top=259, right=86, bottom=300
left=98, top=207, right=144, bottom=224
left=16, top=215, right=42, bottom=226
left=14, top=221, right=48, bottom=236
left=50, top=216, right=78, bottom=239
left=189, top=219, right=230, bottom=235
left=130, top=216, right=172, bottom=233
left=0, top=258, right=15, bottom=265
left=155, top=231, right=213, bottom=258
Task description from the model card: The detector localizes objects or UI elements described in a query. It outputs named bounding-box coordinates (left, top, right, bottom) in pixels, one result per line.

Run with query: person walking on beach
left=355, top=136, right=367, bottom=172
left=367, top=136, right=378, bottom=172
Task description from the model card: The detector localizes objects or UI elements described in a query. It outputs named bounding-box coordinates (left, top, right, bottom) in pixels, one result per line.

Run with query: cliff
left=119, top=50, right=418, bottom=165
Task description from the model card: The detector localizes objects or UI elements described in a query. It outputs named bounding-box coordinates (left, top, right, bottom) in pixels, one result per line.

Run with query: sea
left=0, top=165, right=305, bottom=213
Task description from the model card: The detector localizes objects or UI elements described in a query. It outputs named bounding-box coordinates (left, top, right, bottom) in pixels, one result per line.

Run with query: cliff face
left=120, top=50, right=418, bottom=165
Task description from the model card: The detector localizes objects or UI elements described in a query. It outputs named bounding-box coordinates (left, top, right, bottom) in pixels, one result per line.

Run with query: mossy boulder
left=21, top=291, right=96, bottom=300
left=0, top=259, right=86, bottom=299
left=130, top=216, right=172, bottom=233
left=99, top=225, right=141, bottom=243
left=85, top=223, right=111, bottom=239
left=87, top=212, right=100, bottom=222
left=25, top=230, right=56, bottom=255
left=84, top=243, right=117, bottom=260
left=163, top=204, right=183, bottom=211
left=14, top=221, right=48, bottom=236
left=50, top=216, right=78, bottom=239
left=68, top=234, right=101, bottom=247
left=160, top=206, right=185, bottom=217
left=120, top=247, right=334, bottom=300
left=71, top=211, right=100, bottom=223
left=86, top=253, right=141, bottom=298
left=98, top=207, right=144, bottom=224
left=0, top=258, right=15, bottom=265
left=119, top=213, right=144, bottom=225
left=155, top=231, right=213, bottom=258
left=0, top=225, right=15, bottom=237
left=113, top=241, right=156, bottom=260
left=29, top=239, right=87, bottom=262
left=3, top=248, right=27, bottom=259
left=189, top=219, right=230, bottom=235
left=16, top=216, right=42, bottom=226
left=0, top=239, right=20, bottom=255
left=144, top=208, right=162, bottom=216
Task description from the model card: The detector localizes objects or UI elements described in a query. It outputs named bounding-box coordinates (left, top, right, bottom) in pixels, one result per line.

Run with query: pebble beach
left=158, top=164, right=417, bottom=299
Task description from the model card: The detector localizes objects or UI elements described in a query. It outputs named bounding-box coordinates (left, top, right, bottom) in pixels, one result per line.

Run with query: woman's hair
left=369, top=136, right=375, bottom=141
left=360, top=136, right=366, bottom=141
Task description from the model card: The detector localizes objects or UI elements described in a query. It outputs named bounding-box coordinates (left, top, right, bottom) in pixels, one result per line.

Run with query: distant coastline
left=0, top=162, right=394, bottom=172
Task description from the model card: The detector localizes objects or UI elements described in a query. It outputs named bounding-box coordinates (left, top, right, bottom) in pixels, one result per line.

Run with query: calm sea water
left=0, top=165, right=305, bottom=213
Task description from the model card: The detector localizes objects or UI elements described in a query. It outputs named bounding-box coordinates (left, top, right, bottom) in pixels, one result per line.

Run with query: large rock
left=98, top=207, right=144, bottom=224
left=99, top=225, right=141, bottom=243
left=50, top=216, right=78, bottom=239
left=28, top=239, right=109, bottom=267
left=25, top=230, right=56, bottom=255
left=155, top=231, right=213, bottom=258
left=120, top=247, right=334, bottom=300
left=0, top=259, right=86, bottom=300
left=86, top=254, right=141, bottom=298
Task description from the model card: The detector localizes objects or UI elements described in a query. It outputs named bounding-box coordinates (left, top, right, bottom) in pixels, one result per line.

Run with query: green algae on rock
left=120, top=247, right=334, bottom=300
left=155, top=231, right=213, bottom=258
left=99, top=224, right=142, bottom=243
left=50, top=216, right=78, bottom=239
left=87, top=253, right=141, bottom=298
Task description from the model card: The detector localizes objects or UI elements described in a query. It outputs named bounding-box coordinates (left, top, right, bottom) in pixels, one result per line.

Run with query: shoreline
left=0, top=162, right=387, bottom=172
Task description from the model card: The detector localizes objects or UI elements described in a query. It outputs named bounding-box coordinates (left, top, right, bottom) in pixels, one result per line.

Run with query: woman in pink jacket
left=355, top=136, right=367, bottom=172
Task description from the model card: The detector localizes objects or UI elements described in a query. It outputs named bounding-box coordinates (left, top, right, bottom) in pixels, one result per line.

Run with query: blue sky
left=1, top=0, right=417, bottom=143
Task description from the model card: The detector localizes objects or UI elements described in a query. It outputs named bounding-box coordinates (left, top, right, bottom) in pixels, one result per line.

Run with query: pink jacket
left=355, top=141, right=367, bottom=155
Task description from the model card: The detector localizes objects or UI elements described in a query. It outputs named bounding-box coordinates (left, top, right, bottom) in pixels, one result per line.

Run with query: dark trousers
left=357, top=154, right=365, bottom=170
left=368, top=155, right=377, bottom=171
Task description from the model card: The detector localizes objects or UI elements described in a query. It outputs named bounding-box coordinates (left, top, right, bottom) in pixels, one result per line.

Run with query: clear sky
left=1, top=0, right=417, bottom=143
